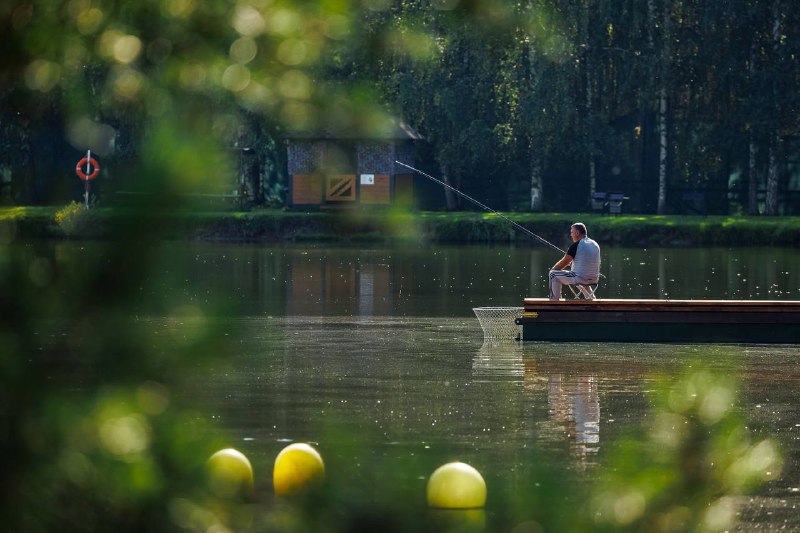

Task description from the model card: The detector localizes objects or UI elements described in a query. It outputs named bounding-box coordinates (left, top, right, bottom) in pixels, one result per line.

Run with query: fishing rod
left=395, top=160, right=565, bottom=254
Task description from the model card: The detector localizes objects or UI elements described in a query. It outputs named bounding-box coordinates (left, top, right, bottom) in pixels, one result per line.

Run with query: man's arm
left=552, top=254, right=574, bottom=271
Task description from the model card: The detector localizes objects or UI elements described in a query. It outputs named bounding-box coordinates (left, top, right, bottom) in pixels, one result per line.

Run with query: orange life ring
left=76, top=157, right=100, bottom=180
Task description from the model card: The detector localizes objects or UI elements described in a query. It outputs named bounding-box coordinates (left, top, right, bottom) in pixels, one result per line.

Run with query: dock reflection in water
left=472, top=341, right=523, bottom=380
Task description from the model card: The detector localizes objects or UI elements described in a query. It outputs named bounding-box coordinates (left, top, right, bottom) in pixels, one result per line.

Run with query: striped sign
left=326, top=175, right=355, bottom=202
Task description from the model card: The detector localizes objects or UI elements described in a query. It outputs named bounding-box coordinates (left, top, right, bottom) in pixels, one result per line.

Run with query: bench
left=590, top=192, right=607, bottom=214
left=607, top=192, right=626, bottom=215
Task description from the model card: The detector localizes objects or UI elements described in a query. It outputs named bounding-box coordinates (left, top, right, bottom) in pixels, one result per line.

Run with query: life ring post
left=75, top=149, right=100, bottom=207
left=84, top=150, right=90, bottom=208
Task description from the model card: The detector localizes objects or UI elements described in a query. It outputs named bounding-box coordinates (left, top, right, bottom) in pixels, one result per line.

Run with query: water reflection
left=472, top=341, right=523, bottom=379
left=473, top=342, right=600, bottom=461
left=283, top=247, right=534, bottom=316
left=167, top=312, right=800, bottom=530
left=134, top=243, right=800, bottom=318
left=14, top=242, right=800, bottom=320
left=546, top=373, right=600, bottom=458
left=16, top=241, right=800, bottom=530
left=287, top=253, right=397, bottom=316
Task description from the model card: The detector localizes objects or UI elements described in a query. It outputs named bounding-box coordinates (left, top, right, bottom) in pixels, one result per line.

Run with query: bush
left=54, top=201, right=101, bottom=237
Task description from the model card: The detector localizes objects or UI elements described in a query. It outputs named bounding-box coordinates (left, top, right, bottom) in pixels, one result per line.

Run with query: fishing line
left=395, top=161, right=565, bottom=254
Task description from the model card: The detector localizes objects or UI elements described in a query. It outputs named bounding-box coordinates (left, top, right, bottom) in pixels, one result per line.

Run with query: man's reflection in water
left=481, top=352, right=601, bottom=461
left=547, top=374, right=600, bottom=458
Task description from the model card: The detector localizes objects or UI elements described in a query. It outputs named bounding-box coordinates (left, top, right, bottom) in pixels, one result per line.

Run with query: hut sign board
left=361, top=174, right=374, bottom=185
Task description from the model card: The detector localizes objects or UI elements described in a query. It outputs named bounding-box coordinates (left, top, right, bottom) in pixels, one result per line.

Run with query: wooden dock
left=516, top=299, right=800, bottom=343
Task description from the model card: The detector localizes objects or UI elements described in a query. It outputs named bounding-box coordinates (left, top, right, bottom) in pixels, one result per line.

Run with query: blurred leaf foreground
left=0, top=1, right=781, bottom=531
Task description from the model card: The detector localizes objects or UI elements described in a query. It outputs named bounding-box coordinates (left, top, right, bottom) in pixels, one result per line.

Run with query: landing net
left=473, top=306, right=523, bottom=343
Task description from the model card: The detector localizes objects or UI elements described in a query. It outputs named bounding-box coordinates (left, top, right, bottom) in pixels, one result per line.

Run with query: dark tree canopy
left=2, top=0, right=800, bottom=212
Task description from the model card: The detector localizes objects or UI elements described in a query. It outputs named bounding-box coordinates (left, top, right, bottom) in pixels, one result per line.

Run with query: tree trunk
left=583, top=6, right=595, bottom=198
left=586, top=87, right=597, bottom=198
left=643, top=0, right=656, bottom=213
left=747, top=42, right=759, bottom=216
left=656, top=0, right=671, bottom=215
left=15, top=115, right=36, bottom=205
left=530, top=150, right=543, bottom=212
left=765, top=0, right=781, bottom=215
left=441, top=164, right=458, bottom=211
left=766, top=138, right=779, bottom=215
left=748, top=136, right=758, bottom=215
left=587, top=71, right=596, bottom=198
left=657, top=87, right=668, bottom=214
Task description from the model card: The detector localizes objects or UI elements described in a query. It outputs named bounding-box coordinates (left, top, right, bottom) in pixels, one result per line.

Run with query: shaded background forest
left=3, top=0, right=800, bottom=215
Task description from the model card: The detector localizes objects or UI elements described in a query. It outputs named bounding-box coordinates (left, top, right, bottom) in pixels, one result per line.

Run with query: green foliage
left=264, top=180, right=287, bottom=209
left=0, top=230, right=230, bottom=530
left=361, top=0, right=800, bottom=214
left=587, top=368, right=781, bottom=532
left=4, top=1, right=800, bottom=213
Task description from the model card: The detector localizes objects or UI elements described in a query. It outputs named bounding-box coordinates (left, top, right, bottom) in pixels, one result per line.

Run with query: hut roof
left=285, top=116, right=423, bottom=141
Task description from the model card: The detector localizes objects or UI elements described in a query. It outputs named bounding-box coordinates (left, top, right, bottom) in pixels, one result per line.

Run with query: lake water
left=29, top=241, right=800, bottom=529
left=147, top=244, right=800, bottom=316
left=139, top=242, right=800, bottom=530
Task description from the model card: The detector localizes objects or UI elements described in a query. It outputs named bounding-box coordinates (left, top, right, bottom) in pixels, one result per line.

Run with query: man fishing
left=549, top=223, right=601, bottom=300
left=394, top=163, right=603, bottom=302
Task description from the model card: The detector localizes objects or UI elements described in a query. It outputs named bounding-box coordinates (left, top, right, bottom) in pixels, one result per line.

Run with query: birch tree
left=654, top=0, right=671, bottom=214
left=765, top=0, right=782, bottom=215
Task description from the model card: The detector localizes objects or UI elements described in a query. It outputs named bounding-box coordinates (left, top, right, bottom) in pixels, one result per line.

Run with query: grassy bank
left=2, top=206, right=799, bottom=247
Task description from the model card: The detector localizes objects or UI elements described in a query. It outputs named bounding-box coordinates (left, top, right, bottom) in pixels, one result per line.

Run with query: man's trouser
left=548, top=270, right=596, bottom=300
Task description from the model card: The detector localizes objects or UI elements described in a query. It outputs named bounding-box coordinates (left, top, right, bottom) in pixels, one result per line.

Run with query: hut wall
left=356, top=143, right=394, bottom=175
left=287, top=138, right=418, bottom=207
left=287, top=141, right=322, bottom=174
left=360, top=174, right=391, bottom=204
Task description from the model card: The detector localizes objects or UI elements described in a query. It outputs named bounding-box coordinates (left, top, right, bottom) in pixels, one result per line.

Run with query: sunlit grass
left=0, top=206, right=58, bottom=220
left=3, top=207, right=800, bottom=246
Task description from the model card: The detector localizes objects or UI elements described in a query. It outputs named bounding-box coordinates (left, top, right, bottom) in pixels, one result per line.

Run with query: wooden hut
left=286, top=119, right=422, bottom=208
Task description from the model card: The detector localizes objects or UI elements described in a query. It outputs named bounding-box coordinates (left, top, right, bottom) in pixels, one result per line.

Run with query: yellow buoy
left=427, top=462, right=487, bottom=509
left=273, top=443, right=325, bottom=495
left=207, top=448, right=254, bottom=498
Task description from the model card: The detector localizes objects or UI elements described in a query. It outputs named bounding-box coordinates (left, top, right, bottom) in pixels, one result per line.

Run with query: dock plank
left=518, top=298, right=800, bottom=342
left=523, top=298, right=800, bottom=313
